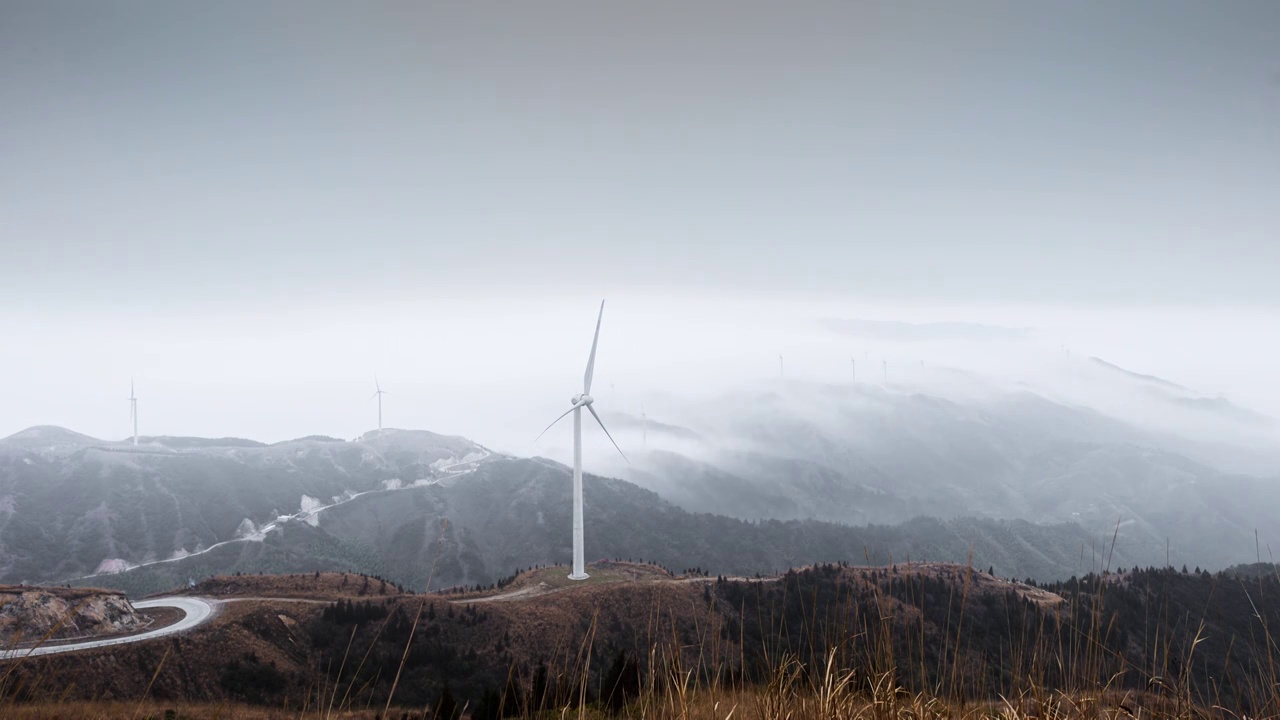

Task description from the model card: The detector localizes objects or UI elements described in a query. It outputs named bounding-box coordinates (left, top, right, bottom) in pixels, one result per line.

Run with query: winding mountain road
left=0, top=597, right=215, bottom=660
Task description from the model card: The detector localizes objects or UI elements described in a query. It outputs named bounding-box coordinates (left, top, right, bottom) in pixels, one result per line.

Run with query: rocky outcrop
left=0, top=586, right=145, bottom=644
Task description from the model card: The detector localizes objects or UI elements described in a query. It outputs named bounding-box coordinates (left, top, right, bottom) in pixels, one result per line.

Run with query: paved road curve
left=0, top=596, right=215, bottom=660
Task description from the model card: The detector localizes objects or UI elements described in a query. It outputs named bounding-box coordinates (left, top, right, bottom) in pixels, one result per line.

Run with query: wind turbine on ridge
left=536, top=300, right=627, bottom=581
left=370, top=376, right=388, bottom=435
left=128, top=379, right=138, bottom=445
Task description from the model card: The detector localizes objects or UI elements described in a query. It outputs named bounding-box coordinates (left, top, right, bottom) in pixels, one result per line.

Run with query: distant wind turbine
left=128, top=379, right=138, bottom=445
left=536, top=300, right=627, bottom=581
left=883, top=360, right=888, bottom=384
left=851, top=357, right=856, bottom=383
left=370, top=376, right=388, bottom=434
left=641, top=407, right=648, bottom=446
left=779, top=355, right=784, bottom=378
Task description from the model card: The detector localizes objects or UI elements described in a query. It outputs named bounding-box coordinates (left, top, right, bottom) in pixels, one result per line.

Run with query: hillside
left=8, top=563, right=1280, bottom=716
left=78, top=455, right=1148, bottom=596
left=0, top=427, right=488, bottom=584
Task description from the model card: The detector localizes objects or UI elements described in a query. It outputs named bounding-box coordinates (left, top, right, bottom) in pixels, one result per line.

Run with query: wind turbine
left=779, top=354, right=784, bottom=378
left=128, top=379, right=138, bottom=445
left=851, top=357, right=856, bottom=383
left=536, top=300, right=627, bottom=581
left=370, top=376, right=388, bottom=434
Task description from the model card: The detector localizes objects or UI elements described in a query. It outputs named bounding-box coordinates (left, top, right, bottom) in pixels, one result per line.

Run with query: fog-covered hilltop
left=588, top=352, right=1280, bottom=573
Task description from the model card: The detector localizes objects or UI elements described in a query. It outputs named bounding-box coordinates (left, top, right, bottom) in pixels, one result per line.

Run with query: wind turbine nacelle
left=572, top=393, right=594, bottom=406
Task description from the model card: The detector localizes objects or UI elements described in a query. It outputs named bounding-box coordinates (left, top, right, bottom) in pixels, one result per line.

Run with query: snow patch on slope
left=93, top=558, right=133, bottom=575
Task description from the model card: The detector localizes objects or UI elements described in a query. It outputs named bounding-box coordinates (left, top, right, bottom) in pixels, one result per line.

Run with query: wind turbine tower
left=370, top=377, right=388, bottom=434
left=128, top=379, right=138, bottom=445
left=537, top=300, right=627, bottom=580
left=779, top=354, right=784, bottom=378
left=851, top=357, right=856, bottom=383
left=883, top=360, right=888, bottom=384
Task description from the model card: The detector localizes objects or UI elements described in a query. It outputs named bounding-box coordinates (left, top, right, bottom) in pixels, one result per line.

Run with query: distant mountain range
left=3, top=355, right=1278, bottom=595
left=69, top=452, right=1146, bottom=596
left=1088, top=356, right=1274, bottom=427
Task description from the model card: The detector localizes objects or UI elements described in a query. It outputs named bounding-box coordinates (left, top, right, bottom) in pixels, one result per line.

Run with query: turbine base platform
left=567, top=572, right=590, bottom=581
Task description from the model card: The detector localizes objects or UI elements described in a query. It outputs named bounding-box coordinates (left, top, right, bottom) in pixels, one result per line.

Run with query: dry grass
left=2, top=556, right=1278, bottom=720
left=183, top=573, right=411, bottom=602
left=1, top=701, right=377, bottom=719
left=0, top=691, right=1188, bottom=720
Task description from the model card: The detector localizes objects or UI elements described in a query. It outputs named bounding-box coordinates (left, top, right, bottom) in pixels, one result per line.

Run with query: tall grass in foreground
left=3, top=554, right=1280, bottom=720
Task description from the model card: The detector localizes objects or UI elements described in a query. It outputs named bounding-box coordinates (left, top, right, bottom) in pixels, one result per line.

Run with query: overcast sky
left=4, top=1, right=1278, bottom=309
left=2, top=2, right=1278, bottom=443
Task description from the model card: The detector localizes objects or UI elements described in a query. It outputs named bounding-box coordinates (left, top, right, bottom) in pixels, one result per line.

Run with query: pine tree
left=603, top=649, right=641, bottom=712
left=435, top=683, right=461, bottom=720
left=531, top=662, right=549, bottom=712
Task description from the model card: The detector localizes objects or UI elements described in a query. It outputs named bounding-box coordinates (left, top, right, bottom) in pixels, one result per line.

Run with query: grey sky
left=3, top=1, right=1278, bottom=309
left=3, top=2, right=1280, bottom=447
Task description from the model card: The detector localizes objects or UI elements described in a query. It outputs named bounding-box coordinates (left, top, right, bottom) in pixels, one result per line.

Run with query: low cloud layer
left=3, top=297, right=1277, bottom=467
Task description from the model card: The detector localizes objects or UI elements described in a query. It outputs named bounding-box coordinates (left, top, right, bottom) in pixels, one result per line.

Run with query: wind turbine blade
left=375, top=375, right=381, bottom=393
left=369, top=391, right=380, bottom=401
left=587, top=405, right=628, bottom=464
left=583, top=300, right=604, bottom=394
left=535, top=406, right=576, bottom=442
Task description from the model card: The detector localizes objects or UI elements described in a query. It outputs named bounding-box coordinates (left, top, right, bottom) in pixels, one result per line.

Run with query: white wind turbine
left=370, top=376, right=388, bottom=434
left=128, top=379, right=138, bottom=445
left=536, top=300, right=627, bottom=580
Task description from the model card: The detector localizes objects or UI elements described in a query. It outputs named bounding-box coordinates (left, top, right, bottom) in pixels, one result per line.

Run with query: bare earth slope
left=0, top=585, right=145, bottom=644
